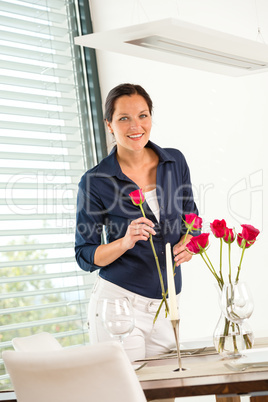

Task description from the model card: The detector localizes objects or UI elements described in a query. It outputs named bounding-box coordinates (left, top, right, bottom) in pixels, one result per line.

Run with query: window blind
left=0, top=0, right=102, bottom=389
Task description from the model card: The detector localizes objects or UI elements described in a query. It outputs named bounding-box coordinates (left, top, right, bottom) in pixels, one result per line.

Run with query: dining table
left=1, top=338, right=268, bottom=402
left=136, top=338, right=268, bottom=401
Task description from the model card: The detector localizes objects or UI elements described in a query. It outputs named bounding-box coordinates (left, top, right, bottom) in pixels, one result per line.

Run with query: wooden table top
left=137, top=352, right=268, bottom=401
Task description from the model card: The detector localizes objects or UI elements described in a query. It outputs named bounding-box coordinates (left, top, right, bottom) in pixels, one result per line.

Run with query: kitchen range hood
left=74, top=18, right=268, bottom=76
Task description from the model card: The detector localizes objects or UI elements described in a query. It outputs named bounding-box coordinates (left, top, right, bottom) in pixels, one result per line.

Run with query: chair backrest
left=3, top=341, right=147, bottom=402
left=12, top=332, right=62, bottom=351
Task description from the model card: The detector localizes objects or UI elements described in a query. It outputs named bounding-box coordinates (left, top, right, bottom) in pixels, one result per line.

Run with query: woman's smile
left=127, top=133, right=144, bottom=140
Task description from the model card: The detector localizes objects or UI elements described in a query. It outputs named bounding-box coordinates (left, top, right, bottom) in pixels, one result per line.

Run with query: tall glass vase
left=213, top=312, right=254, bottom=358
left=213, top=281, right=254, bottom=358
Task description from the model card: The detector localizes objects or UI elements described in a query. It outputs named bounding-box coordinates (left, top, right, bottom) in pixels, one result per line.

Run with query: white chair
left=12, top=332, right=62, bottom=351
left=3, top=341, right=147, bottom=402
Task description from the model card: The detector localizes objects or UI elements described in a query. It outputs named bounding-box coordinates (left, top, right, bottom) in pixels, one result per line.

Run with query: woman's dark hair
left=104, top=83, right=153, bottom=122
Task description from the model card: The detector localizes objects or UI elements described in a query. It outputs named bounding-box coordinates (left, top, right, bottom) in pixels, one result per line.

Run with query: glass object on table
left=218, top=281, right=254, bottom=357
left=213, top=312, right=254, bottom=358
left=100, top=297, right=135, bottom=344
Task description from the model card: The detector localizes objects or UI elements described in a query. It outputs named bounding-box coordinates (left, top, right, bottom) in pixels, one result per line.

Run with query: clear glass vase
left=213, top=281, right=255, bottom=358
left=213, top=312, right=254, bottom=357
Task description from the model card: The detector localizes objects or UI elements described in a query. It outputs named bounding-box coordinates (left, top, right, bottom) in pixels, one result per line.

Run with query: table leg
left=215, top=397, right=241, bottom=402
left=250, top=397, right=268, bottom=401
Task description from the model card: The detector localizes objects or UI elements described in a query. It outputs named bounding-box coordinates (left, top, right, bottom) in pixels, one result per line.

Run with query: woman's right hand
left=94, top=217, right=156, bottom=267
left=122, top=217, right=156, bottom=250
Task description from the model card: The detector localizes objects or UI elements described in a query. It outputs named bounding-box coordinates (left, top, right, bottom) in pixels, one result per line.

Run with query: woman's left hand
left=173, top=234, right=193, bottom=266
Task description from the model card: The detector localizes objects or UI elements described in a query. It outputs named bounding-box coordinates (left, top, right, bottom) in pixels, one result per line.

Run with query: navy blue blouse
left=75, top=141, right=199, bottom=299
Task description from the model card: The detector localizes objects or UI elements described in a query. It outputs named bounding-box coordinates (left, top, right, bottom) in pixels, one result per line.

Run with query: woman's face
left=106, top=94, right=152, bottom=154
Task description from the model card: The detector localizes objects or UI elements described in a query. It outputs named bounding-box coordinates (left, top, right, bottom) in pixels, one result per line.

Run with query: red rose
left=237, top=224, right=259, bottom=248
left=186, top=233, right=210, bottom=254
left=210, top=219, right=227, bottom=238
left=185, top=213, right=202, bottom=230
left=223, top=227, right=235, bottom=244
left=241, top=224, right=260, bottom=241
left=129, top=189, right=145, bottom=206
left=237, top=233, right=254, bottom=249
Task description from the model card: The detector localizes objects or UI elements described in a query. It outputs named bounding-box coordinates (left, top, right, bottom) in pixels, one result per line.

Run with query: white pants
left=88, top=276, right=180, bottom=363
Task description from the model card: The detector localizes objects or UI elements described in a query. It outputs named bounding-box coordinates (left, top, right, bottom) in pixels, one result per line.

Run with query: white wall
left=87, top=0, right=268, bottom=347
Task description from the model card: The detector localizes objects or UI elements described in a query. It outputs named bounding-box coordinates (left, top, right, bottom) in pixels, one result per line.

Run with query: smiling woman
left=75, top=82, right=201, bottom=363
left=108, top=99, right=151, bottom=160
left=106, top=93, right=152, bottom=153
left=104, top=84, right=157, bottom=195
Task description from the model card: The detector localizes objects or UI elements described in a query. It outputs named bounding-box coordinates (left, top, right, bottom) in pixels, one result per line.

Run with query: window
left=0, top=0, right=105, bottom=390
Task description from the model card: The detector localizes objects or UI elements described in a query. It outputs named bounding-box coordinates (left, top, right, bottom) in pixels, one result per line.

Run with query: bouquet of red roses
left=186, top=219, right=260, bottom=354
left=186, top=220, right=260, bottom=288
